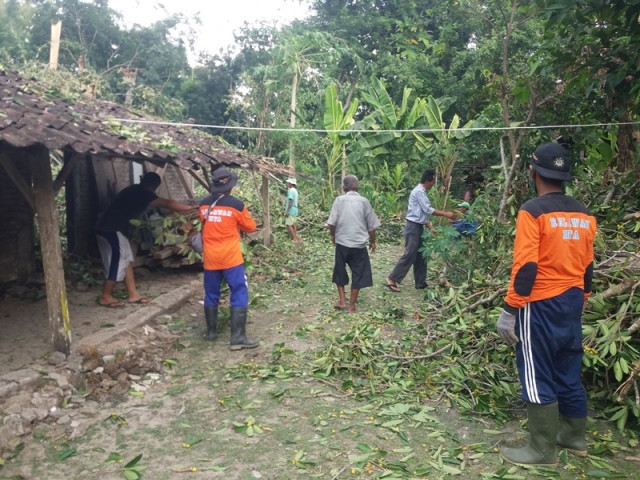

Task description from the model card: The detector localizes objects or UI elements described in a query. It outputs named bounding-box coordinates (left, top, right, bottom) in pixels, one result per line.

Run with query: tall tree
left=272, top=30, right=347, bottom=172
left=29, top=0, right=123, bottom=70
left=533, top=0, right=640, bottom=171
left=0, top=0, right=36, bottom=63
left=323, top=83, right=358, bottom=199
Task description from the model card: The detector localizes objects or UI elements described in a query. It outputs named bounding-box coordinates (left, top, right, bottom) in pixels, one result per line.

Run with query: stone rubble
left=0, top=319, right=181, bottom=454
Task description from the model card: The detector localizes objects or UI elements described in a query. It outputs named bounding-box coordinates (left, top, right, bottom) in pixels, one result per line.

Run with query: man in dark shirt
left=95, top=172, right=194, bottom=307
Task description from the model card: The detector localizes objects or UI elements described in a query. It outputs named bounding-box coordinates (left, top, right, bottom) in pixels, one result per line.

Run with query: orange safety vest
left=198, top=195, right=256, bottom=271
left=505, top=192, right=596, bottom=310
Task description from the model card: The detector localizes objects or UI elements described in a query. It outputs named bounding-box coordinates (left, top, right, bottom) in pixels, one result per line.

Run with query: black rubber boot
left=204, top=306, right=218, bottom=341
left=229, top=307, right=258, bottom=350
left=500, top=402, right=558, bottom=467
left=557, top=415, right=587, bottom=457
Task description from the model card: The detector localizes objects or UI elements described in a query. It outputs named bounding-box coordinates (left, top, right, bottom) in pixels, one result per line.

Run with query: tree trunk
left=260, top=173, right=272, bottom=246
left=29, top=145, right=72, bottom=355
left=289, top=70, right=299, bottom=172
left=615, top=114, right=636, bottom=171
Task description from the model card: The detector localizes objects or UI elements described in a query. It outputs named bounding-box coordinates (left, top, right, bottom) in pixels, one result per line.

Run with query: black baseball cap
left=531, top=143, right=572, bottom=181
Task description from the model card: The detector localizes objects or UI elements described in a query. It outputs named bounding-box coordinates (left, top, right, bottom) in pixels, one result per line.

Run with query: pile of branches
left=131, top=210, right=202, bottom=268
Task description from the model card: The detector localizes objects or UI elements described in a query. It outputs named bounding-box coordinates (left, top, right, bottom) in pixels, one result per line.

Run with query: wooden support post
left=187, top=168, right=210, bottom=191
left=29, top=146, right=72, bottom=355
left=52, top=152, right=81, bottom=193
left=260, top=173, right=272, bottom=246
left=175, top=167, right=195, bottom=200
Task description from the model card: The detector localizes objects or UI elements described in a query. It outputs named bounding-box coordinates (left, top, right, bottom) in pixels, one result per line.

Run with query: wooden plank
left=144, top=257, right=160, bottom=268
left=29, top=145, right=72, bottom=355
left=152, top=246, right=176, bottom=260
left=161, top=257, right=182, bottom=268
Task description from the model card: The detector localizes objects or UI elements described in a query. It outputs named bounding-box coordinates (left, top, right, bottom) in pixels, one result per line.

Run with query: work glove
left=497, top=309, right=518, bottom=346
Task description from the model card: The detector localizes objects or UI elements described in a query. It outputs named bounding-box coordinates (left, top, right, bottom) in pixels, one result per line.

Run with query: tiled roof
left=0, top=70, right=291, bottom=176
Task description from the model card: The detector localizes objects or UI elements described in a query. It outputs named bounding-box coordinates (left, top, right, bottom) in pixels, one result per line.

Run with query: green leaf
left=381, top=419, right=404, bottom=428
left=440, top=464, right=462, bottom=475
left=123, top=470, right=141, bottom=480
left=57, top=448, right=78, bottom=461
left=349, top=452, right=378, bottom=464
left=613, top=361, right=622, bottom=382
left=424, top=96, right=444, bottom=141
left=123, top=454, right=143, bottom=469
left=586, top=470, right=612, bottom=478
left=362, top=77, right=398, bottom=127
left=357, top=443, right=373, bottom=452
left=619, top=357, right=629, bottom=374
left=104, top=452, right=123, bottom=464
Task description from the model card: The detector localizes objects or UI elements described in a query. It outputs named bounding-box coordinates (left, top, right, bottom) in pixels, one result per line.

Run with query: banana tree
left=417, top=95, right=474, bottom=205
left=350, top=77, right=429, bottom=178
left=323, top=83, right=358, bottom=201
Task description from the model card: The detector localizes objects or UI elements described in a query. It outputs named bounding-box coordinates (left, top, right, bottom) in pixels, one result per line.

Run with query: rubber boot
left=229, top=307, right=259, bottom=350
left=557, top=415, right=587, bottom=457
left=500, top=402, right=558, bottom=467
left=204, top=306, right=218, bottom=341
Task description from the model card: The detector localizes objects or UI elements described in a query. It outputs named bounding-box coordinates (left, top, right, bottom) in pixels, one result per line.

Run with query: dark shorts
left=332, top=244, right=373, bottom=289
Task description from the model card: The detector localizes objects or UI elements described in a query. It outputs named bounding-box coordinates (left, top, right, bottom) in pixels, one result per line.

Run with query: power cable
left=110, top=118, right=640, bottom=134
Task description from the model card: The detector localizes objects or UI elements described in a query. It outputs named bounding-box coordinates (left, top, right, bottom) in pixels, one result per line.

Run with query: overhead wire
left=110, top=118, right=640, bottom=134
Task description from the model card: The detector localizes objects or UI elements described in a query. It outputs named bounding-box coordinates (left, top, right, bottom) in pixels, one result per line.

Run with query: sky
left=108, top=0, right=312, bottom=61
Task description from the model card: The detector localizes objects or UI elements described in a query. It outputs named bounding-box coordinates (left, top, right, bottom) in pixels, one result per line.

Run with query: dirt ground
left=1, top=241, right=637, bottom=480
left=0, top=267, right=201, bottom=377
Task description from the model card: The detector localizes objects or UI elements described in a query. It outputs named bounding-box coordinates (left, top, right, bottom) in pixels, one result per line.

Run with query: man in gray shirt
left=326, top=175, right=381, bottom=313
left=385, top=169, right=456, bottom=292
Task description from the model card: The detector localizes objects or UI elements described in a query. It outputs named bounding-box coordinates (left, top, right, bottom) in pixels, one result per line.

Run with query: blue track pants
left=515, top=287, right=587, bottom=418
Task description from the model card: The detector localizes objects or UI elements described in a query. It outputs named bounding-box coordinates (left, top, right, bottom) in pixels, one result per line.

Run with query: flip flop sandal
left=383, top=282, right=400, bottom=293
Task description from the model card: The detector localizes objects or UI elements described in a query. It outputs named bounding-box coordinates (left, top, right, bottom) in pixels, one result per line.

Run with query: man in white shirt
left=326, top=175, right=381, bottom=313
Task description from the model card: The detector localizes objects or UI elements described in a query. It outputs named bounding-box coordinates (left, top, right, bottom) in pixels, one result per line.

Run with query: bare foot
left=129, top=296, right=150, bottom=304
left=348, top=306, right=359, bottom=314
left=98, top=296, right=124, bottom=307
left=334, top=303, right=346, bottom=310
left=98, top=299, right=125, bottom=308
